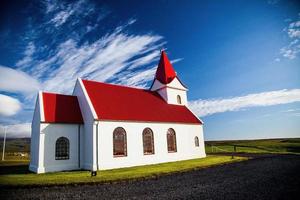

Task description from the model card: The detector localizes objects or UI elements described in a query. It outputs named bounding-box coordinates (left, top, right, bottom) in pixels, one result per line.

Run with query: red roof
left=155, top=51, right=177, bottom=84
left=82, top=79, right=202, bottom=124
left=42, top=92, right=83, bottom=124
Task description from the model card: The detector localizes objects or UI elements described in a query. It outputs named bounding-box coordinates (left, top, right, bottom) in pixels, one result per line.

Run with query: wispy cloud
left=13, top=1, right=165, bottom=95
left=0, top=0, right=168, bottom=137
left=189, top=89, right=300, bottom=117
left=46, top=0, right=95, bottom=28
left=278, top=14, right=300, bottom=60
left=0, top=94, right=22, bottom=117
left=32, top=26, right=163, bottom=94
left=15, top=42, right=36, bottom=68
left=116, top=66, right=157, bottom=88
left=0, top=65, right=40, bottom=94
left=50, top=10, right=74, bottom=27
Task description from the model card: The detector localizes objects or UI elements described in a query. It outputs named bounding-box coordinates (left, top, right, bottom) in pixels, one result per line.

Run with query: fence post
left=2, top=127, right=7, bottom=161
left=231, top=145, right=235, bottom=159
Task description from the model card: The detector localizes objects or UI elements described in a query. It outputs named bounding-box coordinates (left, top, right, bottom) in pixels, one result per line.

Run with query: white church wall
left=38, top=123, right=80, bottom=173
left=166, top=88, right=188, bottom=106
left=97, top=121, right=206, bottom=170
left=157, top=88, right=168, bottom=102
left=29, top=94, right=42, bottom=173
left=167, top=77, right=187, bottom=91
left=152, top=78, right=188, bottom=106
left=150, top=79, right=164, bottom=91
left=73, top=79, right=97, bottom=171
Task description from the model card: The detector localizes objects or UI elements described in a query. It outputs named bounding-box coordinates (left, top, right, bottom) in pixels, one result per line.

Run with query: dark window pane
left=177, top=95, right=182, bottom=104
left=143, top=128, right=154, bottom=154
left=55, top=137, right=69, bottom=160
left=113, top=127, right=127, bottom=156
left=167, top=128, right=177, bottom=152
left=195, top=136, right=199, bottom=147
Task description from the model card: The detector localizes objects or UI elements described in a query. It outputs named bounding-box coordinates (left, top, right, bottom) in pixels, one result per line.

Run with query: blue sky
left=0, top=0, right=299, bottom=140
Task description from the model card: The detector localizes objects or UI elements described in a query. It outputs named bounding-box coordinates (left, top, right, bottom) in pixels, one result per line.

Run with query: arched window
left=177, top=95, right=182, bottom=104
left=55, top=137, right=69, bottom=160
left=113, top=127, right=127, bottom=156
left=167, top=128, right=177, bottom=153
left=195, top=136, right=199, bottom=147
left=143, top=128, right=154, bottom=155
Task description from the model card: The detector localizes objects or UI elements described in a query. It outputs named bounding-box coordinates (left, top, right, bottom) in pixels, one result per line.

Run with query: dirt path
left=1, top=154, right=299, bottom=200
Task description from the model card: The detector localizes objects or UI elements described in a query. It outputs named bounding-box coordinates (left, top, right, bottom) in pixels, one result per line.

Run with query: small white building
left=29, top=51, right=206, bottom=173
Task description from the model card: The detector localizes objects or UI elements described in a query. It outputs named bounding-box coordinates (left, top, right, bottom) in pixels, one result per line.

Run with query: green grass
left=0, top=155, right=247, bottom=187
left=205, top=138, right=300, bottom=154
left=1, top=137, right=297, bottom=186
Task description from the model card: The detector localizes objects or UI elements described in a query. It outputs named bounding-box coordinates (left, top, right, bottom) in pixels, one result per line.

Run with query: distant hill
left=0, top=138, right=30, bottom=152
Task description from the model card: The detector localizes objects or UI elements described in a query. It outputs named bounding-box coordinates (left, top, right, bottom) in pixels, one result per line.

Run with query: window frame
left=113, top=127, right=127, bottom=157
left=142, top=128, right=155, bottom=155
left=167, top=128, right=177, bottom=153
left=55, top=137, right=70, bottom=160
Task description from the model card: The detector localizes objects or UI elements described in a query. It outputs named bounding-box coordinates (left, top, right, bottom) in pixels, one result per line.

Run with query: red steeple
left=155, top=51, right=176, bottom=84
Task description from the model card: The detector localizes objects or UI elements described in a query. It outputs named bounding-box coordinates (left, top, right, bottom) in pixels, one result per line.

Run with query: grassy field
left=205, top=138, right=300, bottom=154
left=0, top=137, right=298, bottom=187
left=0, top=155, right=247, bottom=187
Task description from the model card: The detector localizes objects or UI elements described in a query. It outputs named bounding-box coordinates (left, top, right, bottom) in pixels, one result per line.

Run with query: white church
left=29, top=51, right=206, bottom=173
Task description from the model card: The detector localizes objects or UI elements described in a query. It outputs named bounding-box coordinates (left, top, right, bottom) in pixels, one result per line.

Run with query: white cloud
left=171, top=58, right=184, bottom=64
left=189, top=89, right=300, bottom=117
left=288, top=28, right=300, bottom=38
left=21, top=24, right=164, bottom=94
left=16, top=42, right=36, bottom=68
left=0, top=66, right=40, bottom=94
left=13, top=1, right=166, bottom=96
left=51, top=10, right=74, bottom=27
left=117, top=66, right=157, bottom=88
left=0, top=123, right=31, bottom=138
left=0, top=94, right=22, bottom=116
left=47, top=0, right=96, bottom=28
left=279, top=17, right=300, bottom=60
left=280, top=47, right=297, bottom=59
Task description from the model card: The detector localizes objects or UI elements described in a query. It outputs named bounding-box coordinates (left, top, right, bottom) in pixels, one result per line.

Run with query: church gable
left=41, top=92, right=83, bottom=124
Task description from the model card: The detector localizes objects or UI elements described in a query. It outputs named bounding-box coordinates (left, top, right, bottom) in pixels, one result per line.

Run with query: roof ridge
left=82, top=79, right=151, bottom=92
left=41, top=91, right=77, bottom=97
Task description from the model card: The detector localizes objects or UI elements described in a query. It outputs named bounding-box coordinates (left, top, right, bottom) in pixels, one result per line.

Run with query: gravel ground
left=1, top=154, right=299, bottom=200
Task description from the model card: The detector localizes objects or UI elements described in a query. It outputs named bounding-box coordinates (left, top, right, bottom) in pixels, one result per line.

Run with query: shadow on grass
left=0, top=164, right=31, bottom=175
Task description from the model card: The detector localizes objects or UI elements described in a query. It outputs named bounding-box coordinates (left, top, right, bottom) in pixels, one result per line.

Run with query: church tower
left=150, top=51, right=188, bottom=106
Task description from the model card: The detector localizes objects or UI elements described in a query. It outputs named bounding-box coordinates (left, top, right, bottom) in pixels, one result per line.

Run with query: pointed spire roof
left=155, top=51, right=176, bottom=84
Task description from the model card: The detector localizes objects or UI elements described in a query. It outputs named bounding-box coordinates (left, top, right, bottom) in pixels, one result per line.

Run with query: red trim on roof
left=82, top=79, right=202, bottom=124
left=42, top=92, right=83, bottom=124
left=155, top=51, right=177, bottom=84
